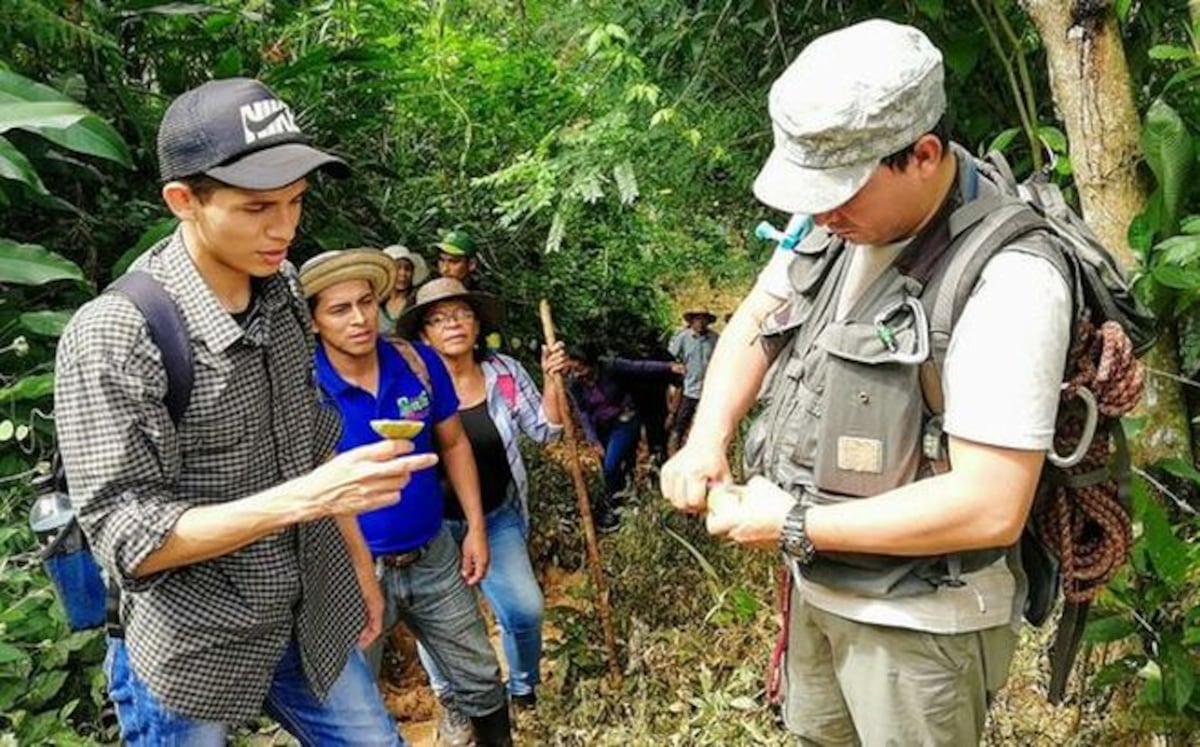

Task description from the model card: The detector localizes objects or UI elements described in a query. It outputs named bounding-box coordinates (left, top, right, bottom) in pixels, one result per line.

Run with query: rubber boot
left=469, top=705, right=513, bottom=747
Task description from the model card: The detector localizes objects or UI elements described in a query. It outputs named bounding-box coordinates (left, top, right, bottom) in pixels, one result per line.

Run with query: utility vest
left=744, top=145, right=1070, bottom=600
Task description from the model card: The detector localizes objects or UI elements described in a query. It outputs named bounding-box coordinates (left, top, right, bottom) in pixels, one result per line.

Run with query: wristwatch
left=780, top=498, right=816, bottom=566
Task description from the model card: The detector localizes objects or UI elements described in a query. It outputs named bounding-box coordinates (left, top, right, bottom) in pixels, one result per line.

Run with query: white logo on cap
left=240, top=99, right=300, bottom=144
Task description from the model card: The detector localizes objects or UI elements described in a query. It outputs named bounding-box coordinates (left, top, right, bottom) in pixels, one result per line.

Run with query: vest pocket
left=812, top=306, right=928, bottom=497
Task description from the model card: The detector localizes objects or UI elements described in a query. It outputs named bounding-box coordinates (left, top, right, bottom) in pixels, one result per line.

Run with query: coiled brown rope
left=1039, top=320, right=1143, bottom=603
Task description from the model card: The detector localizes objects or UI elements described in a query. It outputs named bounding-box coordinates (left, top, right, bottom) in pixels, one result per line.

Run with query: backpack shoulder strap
left=107, top=271, right=194, bottom=426
left=392, top=339, right=432, bottom=395
left=920, top=200, right=1061, bottom=415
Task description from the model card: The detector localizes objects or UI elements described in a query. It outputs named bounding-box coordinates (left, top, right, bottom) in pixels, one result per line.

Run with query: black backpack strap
left=101, top=271, right=193, bottom=637
left=107, top=271, right=194, bottom=426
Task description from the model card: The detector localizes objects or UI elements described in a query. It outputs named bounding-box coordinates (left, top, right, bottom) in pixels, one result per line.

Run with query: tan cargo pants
left=782, top=593, right=1017, bottom=746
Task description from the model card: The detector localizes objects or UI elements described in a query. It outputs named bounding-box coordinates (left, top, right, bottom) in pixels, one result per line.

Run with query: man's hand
left=541, top=341, right=570, bottom=377
left=460, top=526, right=489, bottom=586
left=660, top=439, right=731, bottom=514
left=704, top=476, right=797, bottom=547
left=356, top=571, right=386, bottom=649
left=301, top=439, right=438, bottom=521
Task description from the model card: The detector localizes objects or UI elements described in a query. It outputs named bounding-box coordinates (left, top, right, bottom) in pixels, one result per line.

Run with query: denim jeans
left=366, top=526, right=506, bottom=717
left=104, top=636, right=402, bottom=746
left=419, top=500, right=545, bottom=698
left=600, top=415, right=641, bottom=498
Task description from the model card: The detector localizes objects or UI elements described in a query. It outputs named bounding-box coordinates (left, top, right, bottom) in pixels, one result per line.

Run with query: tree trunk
left=1021, top=0, right=1191, bottom=466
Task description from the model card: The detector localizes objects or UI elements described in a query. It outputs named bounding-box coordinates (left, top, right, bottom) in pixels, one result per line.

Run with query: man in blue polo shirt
left=300, top=249, right=512, bottom=747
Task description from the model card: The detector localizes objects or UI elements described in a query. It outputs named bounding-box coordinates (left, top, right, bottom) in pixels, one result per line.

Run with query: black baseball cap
left=156, top=78, right=349, bottom=190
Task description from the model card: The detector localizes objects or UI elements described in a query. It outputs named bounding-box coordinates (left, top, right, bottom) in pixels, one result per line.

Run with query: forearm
left=444, top=439, right=486, bottom=529
left=806, top=458, right=1037, bottom=556
left=542, top=378, right=564, bottom=426
left=688, top=298, right=774, bottom=449
left=133, top=482, right=311, bottom=578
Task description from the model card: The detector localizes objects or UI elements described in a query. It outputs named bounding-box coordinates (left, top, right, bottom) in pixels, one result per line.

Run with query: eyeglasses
left=424, top=309, right=476, bottom=328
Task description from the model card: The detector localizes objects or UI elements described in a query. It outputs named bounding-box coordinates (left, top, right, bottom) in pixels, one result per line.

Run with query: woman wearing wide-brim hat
left=379, top=244, right=429, bottom=334
left=398, top=276, right=569, bottom=722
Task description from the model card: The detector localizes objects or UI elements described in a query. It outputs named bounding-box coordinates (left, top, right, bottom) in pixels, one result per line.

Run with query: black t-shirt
left=442, top=400, right=513, bottom=520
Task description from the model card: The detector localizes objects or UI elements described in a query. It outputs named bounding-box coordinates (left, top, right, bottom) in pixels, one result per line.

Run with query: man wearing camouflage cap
left=661, top=19, right=1071, bottom=744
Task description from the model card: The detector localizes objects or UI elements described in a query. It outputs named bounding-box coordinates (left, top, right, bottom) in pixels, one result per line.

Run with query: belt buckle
left=380, top=548, right=422, bottom=569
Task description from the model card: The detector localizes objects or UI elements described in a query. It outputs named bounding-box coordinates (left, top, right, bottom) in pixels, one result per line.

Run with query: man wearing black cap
left=55, top=79, right=430, bottom=745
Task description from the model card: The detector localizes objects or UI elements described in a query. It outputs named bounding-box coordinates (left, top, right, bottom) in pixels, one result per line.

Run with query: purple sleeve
left=417, top=343, right=460, bottom=423
left=605, top=356, right=675, bottom=376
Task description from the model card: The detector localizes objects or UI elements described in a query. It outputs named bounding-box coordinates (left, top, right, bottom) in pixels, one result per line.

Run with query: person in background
left=380, top=244, right=429, bottom=334
left=567, top=344, right=683, bottom=531
left=435, top=229, right=480, bottom=286
left=302, top=250, right=513, bottom=747
left=397, top=277, right=569, bottom=733
left=667, top=307, right=719, bottom=453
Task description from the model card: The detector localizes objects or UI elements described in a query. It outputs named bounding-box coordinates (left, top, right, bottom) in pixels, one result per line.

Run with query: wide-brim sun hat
left=683, top=308, right=717, bottom=324
left=395, top=277, right=505, bottom=339
left=752, top=19, right=945, bottom=215
left=382, top=244, right=430, bottom=285
left=299, top=248, right=396, bottom=301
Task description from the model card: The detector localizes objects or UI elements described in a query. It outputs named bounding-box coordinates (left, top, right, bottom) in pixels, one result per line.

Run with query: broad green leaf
left=21, top=670, right=68, bottom=709
left=19, top=309, right=73, bottom=338
left=987, top=127, right=1020, bottom=155
left=214, top=47, right=243, bottom=79
left=0, top=102, right=89, bottom=134
left=0, top=137, right=49, bottom=195
left=0, top=641, right=26, bottom=665
left=0, top=70, right=75, bottom=103
left=1083, top=614, right=1137, bottom=644
left=1037, top=125, right=1068, bottom=154
left=1134, top=482, right=1190, bottom=587
left=1148, top=44, right=1195, bottom=61
left=0, top=373, right=54, bottom=405
left=1115, top=0, right=1133, bottom=22
left=1091, top=655, right=1143, bottom=691
left=1142, top=100, right=1194, bottom=235
left=0, top=420, right=13, bottom=441
left=0, top=240, right=85, bottom=286
left=1181, top=215, right=1200, bottom=235
left=1157, top=457, right=1200, bottom=487
left=1151, top=263, right=1200, bottom=291
left=1164, top=66, right=1200, bottom=93
left=1128, top=211, right=1156, bottom=256
left=1162, top=642, right=1196, bottom=713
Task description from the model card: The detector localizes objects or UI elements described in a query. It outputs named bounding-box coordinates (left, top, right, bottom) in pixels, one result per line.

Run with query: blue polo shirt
left=315, top=338, right=459, bottom=555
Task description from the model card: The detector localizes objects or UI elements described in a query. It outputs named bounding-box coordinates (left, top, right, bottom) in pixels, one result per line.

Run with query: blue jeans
left=420, top=500, right=545, bottom=698
left=601, top=415, right=641, bottom=499
left=104, top=637, right=402, bottom=746
left=367, top=526, right=506, bottom=716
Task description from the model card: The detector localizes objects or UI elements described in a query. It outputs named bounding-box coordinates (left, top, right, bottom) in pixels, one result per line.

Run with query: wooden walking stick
left=539, top=299, right=622, bottom=687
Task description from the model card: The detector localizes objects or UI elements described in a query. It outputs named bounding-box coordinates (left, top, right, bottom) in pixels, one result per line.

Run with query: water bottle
left=29, top=470, right=108, bottom=631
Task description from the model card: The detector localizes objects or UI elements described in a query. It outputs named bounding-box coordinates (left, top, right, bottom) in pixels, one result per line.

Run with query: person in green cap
left=436, top=229, right=479, bottom=287
left=436, top=229, right=503, bottom=352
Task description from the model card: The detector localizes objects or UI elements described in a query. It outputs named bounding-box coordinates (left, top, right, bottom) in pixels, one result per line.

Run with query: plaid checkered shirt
left=54, top=231, right=363, bottom=722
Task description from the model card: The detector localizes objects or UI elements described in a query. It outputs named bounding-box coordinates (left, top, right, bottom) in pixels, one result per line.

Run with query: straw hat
left=298, top=248, right=396, bottom=300
left=395, top=277, right=505, bottom=339
left=382, top=244, right=430, bottom=285
left=683, top=307, right=717, bottom=324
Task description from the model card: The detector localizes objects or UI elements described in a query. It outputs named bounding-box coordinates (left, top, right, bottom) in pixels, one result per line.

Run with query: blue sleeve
left=417, top=343, right=459, bottom=423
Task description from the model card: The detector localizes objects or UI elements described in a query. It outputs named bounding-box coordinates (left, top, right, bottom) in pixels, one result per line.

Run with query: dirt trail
left=382, top=566, right=588, bottom=745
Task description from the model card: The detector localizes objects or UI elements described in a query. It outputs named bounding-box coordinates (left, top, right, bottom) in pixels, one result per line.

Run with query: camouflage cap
left=753, top=19, right=945, bottom=215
